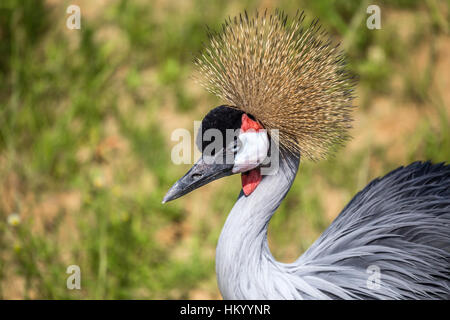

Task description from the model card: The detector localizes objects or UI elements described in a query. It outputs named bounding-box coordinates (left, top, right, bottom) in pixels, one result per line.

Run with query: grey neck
left=216, top=151, right=300, bottom=299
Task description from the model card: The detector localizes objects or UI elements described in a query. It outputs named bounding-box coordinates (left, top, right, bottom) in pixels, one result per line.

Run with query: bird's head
left=162, top=10, right=356, bottom=203
left=162, top=105, right=271, bottom=203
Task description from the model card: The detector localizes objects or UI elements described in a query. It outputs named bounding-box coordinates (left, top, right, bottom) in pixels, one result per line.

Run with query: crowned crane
left=162, top=10, right=450, bottom=299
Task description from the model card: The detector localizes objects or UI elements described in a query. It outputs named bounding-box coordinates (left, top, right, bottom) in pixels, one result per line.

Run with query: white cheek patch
left=232, top=130, right=269, bottom=174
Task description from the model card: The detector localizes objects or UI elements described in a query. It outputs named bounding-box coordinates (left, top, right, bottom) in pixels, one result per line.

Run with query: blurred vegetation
left=0, top=0, right=449, bottom=299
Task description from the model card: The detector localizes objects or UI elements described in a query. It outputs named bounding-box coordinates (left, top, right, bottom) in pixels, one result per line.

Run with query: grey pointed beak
left=162, top=155, right=235, bottom=203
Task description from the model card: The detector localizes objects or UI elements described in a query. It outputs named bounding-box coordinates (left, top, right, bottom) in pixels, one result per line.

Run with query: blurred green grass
left=0, top=0, right=449, bottom=299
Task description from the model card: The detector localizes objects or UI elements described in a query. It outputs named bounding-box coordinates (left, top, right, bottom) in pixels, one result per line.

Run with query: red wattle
left=241, top=167, right=262, bottom=196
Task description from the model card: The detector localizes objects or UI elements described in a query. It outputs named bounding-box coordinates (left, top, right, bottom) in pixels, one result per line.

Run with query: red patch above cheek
left=241, top=167, right=262, bottom=196
left=241, top=114, right=264, bottom=132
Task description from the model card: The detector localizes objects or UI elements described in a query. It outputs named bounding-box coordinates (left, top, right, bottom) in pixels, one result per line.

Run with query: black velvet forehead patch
left=196, top=105, right=244, bottom=152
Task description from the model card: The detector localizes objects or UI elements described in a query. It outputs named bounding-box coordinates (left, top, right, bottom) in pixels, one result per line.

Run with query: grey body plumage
left=216, top=152, right=450, bottom=299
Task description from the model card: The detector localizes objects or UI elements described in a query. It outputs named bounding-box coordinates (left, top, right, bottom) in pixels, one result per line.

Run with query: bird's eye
left=231, top=139, right=242, bottom=153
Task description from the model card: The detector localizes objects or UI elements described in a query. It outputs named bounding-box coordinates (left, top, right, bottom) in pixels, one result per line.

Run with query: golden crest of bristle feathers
left=194, top=10, right=356, bottom=160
